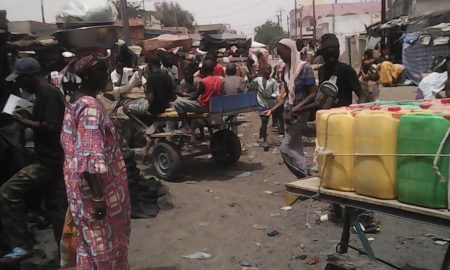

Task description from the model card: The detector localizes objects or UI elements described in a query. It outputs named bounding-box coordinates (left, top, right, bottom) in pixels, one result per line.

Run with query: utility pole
left=294, top=0, right=298, bottom=38
left=381, top=0, right=386, bottom=46
left=312, top=0, right=316, bottom=41
left=381, top=0, right=386, bottom=23
left=120, top=0, right=131, bottom=43
left=332, top=0, right=337, bottom=33
left=300, top=6, right=303, bottom=38
left=174, top=1, right=178, bottom=29
left=279, top=9, right=283, bottom=28
left=287, top=15, right=290, bottom=36
left=41, top=0, right=45, bottom=23
left=277, top=15, right=280, bottom=27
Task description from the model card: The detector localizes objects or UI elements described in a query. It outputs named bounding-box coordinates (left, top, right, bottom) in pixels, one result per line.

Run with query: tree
left=254, top=22, right=288, bottom=48
left=154, top=1, right=195, bottom=31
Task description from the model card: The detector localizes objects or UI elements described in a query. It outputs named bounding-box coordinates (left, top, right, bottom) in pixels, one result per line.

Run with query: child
left=222, top=63, right=244, bottom=95
left=250, top=64, right=279, bottom=142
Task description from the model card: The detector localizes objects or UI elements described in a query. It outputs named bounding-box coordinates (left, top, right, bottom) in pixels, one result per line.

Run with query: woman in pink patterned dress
left=60, top=55, right=131, bottom=269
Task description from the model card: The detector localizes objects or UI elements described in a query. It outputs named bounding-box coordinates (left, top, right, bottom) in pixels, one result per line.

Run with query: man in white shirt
left=110, top=60, right=146, bottom=101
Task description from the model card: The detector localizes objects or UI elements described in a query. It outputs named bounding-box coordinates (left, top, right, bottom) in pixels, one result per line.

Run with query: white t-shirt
left=111, top=67, right=134, bottom=86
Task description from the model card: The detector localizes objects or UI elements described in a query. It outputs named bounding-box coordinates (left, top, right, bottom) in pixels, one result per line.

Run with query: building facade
left=289, top=1, right=381, bottom=54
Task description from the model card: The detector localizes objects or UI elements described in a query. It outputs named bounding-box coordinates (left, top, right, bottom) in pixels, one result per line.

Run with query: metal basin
left=54, top=25, right=122, bottom=51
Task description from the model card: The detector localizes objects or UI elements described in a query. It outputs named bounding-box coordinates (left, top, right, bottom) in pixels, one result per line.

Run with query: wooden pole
left=120, top=0, right=131, bottom=43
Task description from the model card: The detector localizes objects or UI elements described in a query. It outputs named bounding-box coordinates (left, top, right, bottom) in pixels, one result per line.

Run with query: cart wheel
left=152, top=142, right=182, bottom=181
left=210, top=129, right=241, bottom=165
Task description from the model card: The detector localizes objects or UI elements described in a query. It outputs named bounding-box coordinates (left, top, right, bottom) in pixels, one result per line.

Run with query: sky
left=0, top=0, right=366, bottom=36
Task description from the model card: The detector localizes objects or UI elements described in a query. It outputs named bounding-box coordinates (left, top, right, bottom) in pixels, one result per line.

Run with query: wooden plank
left=286, top=177, right=450, bottom=221
left=149, top=132, right=192, bottom=138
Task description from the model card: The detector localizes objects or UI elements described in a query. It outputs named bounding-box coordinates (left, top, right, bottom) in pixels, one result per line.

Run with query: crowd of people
left=0, top=32, right=376, bottom=268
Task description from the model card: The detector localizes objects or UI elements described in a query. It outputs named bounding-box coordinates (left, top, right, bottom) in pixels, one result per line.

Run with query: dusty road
left=126, top=86, right=449, bottom=270
left=35, top=86, right=449, bottom=270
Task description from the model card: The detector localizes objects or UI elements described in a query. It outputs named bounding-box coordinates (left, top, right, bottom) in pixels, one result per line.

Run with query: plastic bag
left=60, top=210, right=77, bottom=268
left=56, top=0, right=118, bottom=25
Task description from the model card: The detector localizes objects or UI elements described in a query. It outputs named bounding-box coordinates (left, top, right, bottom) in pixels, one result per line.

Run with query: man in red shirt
left=173, top=60, right=222, bottom=133
left=206, top=53, right=225, bottom=77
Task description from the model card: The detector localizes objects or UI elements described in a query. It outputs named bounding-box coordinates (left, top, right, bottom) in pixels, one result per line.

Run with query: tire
left=152, top=142, right=182, bottom=181
left=210, top=129, right=241, bottom=165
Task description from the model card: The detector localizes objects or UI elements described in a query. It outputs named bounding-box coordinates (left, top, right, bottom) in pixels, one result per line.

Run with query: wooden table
left=286, top=177, right=450, bottom=270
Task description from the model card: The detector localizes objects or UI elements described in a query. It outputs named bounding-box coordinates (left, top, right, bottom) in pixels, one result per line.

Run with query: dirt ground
left=36, top=86, right=449, bottom=270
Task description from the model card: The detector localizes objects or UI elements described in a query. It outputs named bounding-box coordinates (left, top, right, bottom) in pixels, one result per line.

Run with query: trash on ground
left=239, top=259, right=254, bottom=267
left=206, top=189, right=213, bottom=193
left=267, top=230, right=280, bottom=237
left=326, top=254, right=339, bottom=262
left=224, top=170, right=252, bottom=178
left=425, top=233, right=450, bottom=245
left=251, top=143, right=260, bottom=147
left=319, top=214, right=329, bottom=222
left=368, top=237, right=375, bottom=241
left=305, top=256, right=319, bottom=265
left=264, top=190, right=274, bottom=195
left=238, top=134, right=244, bottom=138
left=270, top=213, right=281, bottom=217
left=281, top=206, right=293, bottom=211
left=253, top=224, right=268, bottom=230
left=195, top=222, right=211, bottom=227
left=295, top=255, right=308, bottom=260
left=182, top=251, right=212, bottom=260
left=227, top=202, right=238, bottom=207
left=256, top=242, right=262, bottom=248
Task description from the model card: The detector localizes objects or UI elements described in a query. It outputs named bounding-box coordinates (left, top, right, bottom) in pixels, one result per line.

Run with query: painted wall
left=316, top=13, right=380, bottom=54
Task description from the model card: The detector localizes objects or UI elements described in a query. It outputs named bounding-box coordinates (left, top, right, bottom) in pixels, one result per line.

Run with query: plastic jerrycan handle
left=443, top=115, right=450, bottom=211
left=387, top=106, right=401, bottom=112
left=420, top=103, right=432, bottom=109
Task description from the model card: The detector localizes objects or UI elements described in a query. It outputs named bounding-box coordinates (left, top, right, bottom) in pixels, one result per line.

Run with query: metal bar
left=441, top=244, right=450, bottom=270
left=351, top=218, right=376, bottom=260
left=182, top=150, right=211, bottom=160
left=285, top=188, right=450, bottom=228
left=323, top=153, right=450, bottom=157
left=338, top=206, right=351, bottom=254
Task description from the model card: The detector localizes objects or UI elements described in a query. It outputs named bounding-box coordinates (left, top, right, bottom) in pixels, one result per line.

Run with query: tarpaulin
left=139, top=34, right=193, bottom=53
left=402, top=33, right=449, bottom=85
left=199, top=33, right=251, bottom=52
